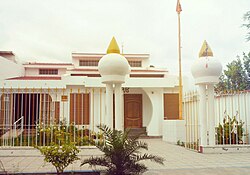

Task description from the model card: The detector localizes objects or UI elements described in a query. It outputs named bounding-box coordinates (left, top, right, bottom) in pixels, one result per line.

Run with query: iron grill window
left=39, top=69, right=58, bottom=75
left=79, top=60, right=99, bottom=66
left=128, top=61, right=142, bottom=67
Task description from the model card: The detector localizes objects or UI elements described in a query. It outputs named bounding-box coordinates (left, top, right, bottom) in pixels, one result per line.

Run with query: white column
left=115, top=84, right=123, bottom=131
left=199, top=84, right=207, bottom=146
left=208, top=84, right=215, bottom=146
left=106, top=83, right=113, bottom=128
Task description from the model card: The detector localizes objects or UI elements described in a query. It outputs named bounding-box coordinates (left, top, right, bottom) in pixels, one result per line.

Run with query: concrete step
left=126, top=127, right=147, bottom=137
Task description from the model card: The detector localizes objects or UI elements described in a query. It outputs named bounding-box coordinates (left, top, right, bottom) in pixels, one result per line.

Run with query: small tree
left=81, top=125, right=164, bottom=175
left=36, top=129, right=80, bottom=175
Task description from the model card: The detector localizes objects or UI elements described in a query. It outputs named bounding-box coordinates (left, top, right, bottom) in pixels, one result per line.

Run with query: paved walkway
left=1, top=139, right=250, bottom=174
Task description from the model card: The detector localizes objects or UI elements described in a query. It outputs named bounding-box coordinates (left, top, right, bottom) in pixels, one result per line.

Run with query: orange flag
left=176, top=0, right=182, bottom=14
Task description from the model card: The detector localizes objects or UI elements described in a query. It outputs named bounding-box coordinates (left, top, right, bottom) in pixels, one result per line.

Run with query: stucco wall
left=0, top=56, right=24, bottom=81
left=162, top=120, right=186, bottom=144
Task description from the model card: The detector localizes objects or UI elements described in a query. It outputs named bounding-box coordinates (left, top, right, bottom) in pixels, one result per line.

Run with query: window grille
left=79, top=60, right=99, bottom=67
left=39, top=69, right=58, bottom=75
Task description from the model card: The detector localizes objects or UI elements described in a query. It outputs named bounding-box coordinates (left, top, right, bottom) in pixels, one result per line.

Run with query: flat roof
left=7, top=76, right=62, bottom=80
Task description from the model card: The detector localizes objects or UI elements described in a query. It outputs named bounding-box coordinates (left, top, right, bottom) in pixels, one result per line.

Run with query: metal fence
left=184, top=90, right=250, bottom=151
left=0, top=88, right=102, bottom=147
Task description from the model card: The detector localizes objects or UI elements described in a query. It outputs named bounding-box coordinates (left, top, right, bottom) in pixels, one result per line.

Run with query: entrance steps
left=127, top=127, right=147, bottom=137
left=0, top=129, right=23, bottom=139
left=0, top=128, right=36, bottom=139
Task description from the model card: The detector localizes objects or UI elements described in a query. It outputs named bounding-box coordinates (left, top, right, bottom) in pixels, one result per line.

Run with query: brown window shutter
left=164, top=94, right=179, bottom=120
left=70, top=93, right=90, bottom=125
left=83, top=94, right=90, bottom=124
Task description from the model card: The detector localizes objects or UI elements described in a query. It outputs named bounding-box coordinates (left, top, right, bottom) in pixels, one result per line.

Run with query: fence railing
left=0, top=123, right=103, bottom=147
left=0, top=88, right=103, bottom=147
left=184, top=90, right=250, bottom=151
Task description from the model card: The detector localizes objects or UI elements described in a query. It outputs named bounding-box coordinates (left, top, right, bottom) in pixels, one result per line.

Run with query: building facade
left=0, top=50, right=181, bottom=144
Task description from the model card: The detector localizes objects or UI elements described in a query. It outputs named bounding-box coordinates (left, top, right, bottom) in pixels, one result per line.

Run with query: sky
left=0, top=0, right=249, bottom=77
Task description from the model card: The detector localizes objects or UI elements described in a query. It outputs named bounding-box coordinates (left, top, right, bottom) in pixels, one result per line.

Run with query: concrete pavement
left=1, top=139, right=250, bottom=174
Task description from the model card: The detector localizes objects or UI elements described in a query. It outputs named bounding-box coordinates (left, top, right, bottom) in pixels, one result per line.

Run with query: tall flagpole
left=176, top=0, right=183, bottom=120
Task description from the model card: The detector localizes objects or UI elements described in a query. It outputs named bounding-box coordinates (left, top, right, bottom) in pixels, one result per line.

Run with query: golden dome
left=106, top=37, right=120, bottom=54
left=199, top=40, right=213, bottom=58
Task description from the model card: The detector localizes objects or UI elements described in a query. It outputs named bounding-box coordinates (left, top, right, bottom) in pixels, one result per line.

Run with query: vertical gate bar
left=193, top=91, right=196, bottom=150
left=81, top=90, right=84, bottom=146
left=20, top=92, right=23, bottom=146
left=13, top=90, right=16, bottom=146
left=0, top=88, right=2, bottom=146
left=32, top=88, right=35, bottom=146
left=236, top=91, right=240, bottom=144
left=223, top=94, right=226, bottom=145
left=47, top=88, right=50, bottom=146
left=1, top=88, right=3, bottom=146
left=77, top=88, right=80, bottom=145
left=100, top=88, right=102, bottom=143
left=73, top=91, right=76, bottom=143
left=9, top=88, right=12, bottom=146
left=92, top=88, right=95, bottom=133
left=190, top=91, right=193, bottom=149
left=43, top=89, right=46, bottom=146
left=230, top=91, right=233, bottom=145
left=244, top=92, right=248, bottom=144
left=187, top=92, right=190, bottom=148
left=17, top=88, right=20, bottom=146
left=2, top=88, right=5, bottom=146
left=36, top=91, right=38, bottom=146
left=196, top=90, right=199, bottom=150
left=218, top=94, right=221, bottom=144
left=62, top=88, right=65, bottom=121
left=186, top=93, right=190, bottom=148
left=28, top=92, right=31, bottom=146
left=24, top=88, right=27, bottom=146
left=184, top=93, right=187, bottom=147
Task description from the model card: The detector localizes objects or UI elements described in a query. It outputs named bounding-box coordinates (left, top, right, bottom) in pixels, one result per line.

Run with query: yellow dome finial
left=199, top=40, right=213, bottom=58
left=107, top=37, right=120, bottom=54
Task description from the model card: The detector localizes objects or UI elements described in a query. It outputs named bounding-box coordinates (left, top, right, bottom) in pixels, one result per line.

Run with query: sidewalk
left=1, top=139, right=250, bottom=174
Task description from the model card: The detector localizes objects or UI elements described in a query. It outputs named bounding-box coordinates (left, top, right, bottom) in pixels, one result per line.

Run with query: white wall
left=0, top=56, right=24, bottom=81
left=142, top=91, right=152, bottom=127
left=162, top=120, right=186, bottom=144
left=143, top=88, right=164, bottom=136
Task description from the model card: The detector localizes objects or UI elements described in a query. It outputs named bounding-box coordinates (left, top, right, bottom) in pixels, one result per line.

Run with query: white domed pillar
left=98, top=37, right=131, bottom=130
left=106, top=83, right=113, bottom=128
left=191, top=40, right=222, bottom=150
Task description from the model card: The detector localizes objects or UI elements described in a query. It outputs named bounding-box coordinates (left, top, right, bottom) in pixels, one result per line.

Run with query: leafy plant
left=216, top=112, right=245, bottom=144
left=81, top=125, right=164, bottom=175
left=37, top=121, right=92, bottom=146
left=36, top=129, right=80, bottom=175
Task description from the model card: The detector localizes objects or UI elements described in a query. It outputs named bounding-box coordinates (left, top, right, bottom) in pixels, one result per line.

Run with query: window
left=70, top=93, right=90, bottom=125
left=39, top=69, right=58, bottom=75
left=128, top=61, right=142, bottom=67
left=79, top=60, right=99, bottom=67
left=164, top=93, right=179, bottom=120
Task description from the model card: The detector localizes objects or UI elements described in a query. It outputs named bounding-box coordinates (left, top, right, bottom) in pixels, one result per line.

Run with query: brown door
left=124, top=94, right=142, bottom=128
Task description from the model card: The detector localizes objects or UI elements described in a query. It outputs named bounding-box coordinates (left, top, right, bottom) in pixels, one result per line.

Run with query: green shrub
left=36, top=129, right=80, bottom=175
left=216, top=112, right=245, bottom=144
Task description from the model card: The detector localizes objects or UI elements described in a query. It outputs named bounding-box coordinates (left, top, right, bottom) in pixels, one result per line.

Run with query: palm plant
left=81, top=125, right=164, bottom=175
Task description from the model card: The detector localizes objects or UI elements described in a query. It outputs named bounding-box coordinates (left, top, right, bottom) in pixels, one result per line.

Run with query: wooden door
left=124, top=94, right=142, bottom=128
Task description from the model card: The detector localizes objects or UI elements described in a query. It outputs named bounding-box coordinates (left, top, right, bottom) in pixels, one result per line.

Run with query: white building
left=0, top=39, right=184, bottom=143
